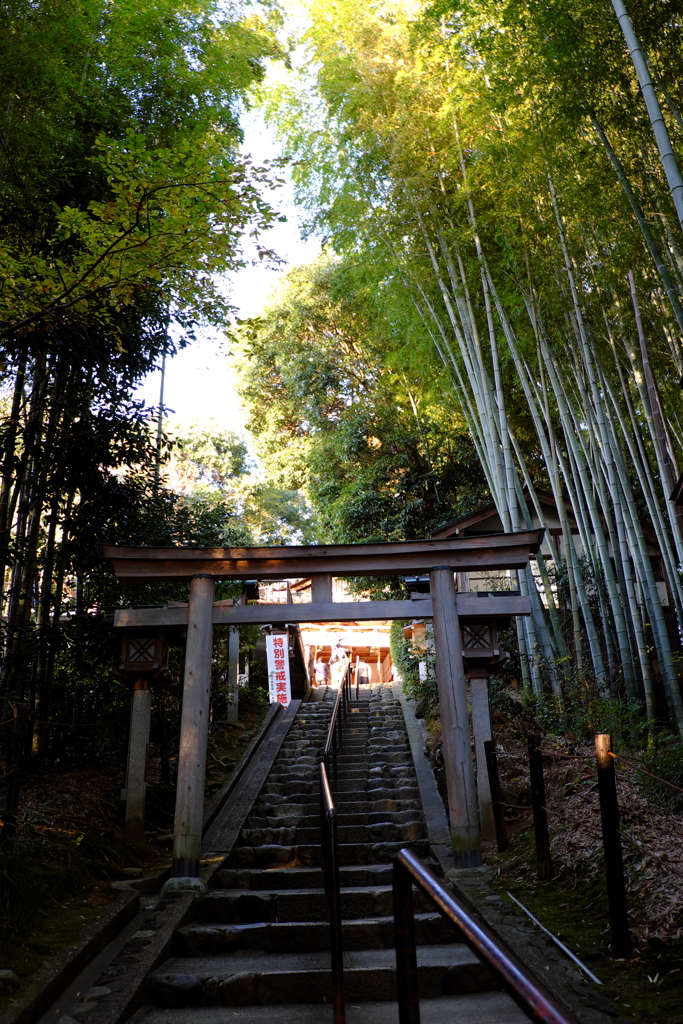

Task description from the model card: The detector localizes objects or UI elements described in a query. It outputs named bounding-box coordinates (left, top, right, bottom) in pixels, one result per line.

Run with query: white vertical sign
left=266, top=632, right=291, bottom=706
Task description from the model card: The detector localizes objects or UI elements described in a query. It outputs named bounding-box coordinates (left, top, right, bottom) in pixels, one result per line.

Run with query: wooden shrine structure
left=103, top=531, right=541, bottom=880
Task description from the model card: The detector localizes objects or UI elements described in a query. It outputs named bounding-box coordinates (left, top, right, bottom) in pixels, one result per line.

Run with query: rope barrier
left=610, top=751, right=683, bottom=797
left=537, top=748, right=591, bottom=761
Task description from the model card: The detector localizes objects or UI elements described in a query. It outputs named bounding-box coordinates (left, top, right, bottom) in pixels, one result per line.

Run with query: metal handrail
left=322, top=664, right=350, bottom=785
left=320, top=761, right=344, bottom=1024
left=392, top=847, right=580, bottom=1024
left=319, top=664, right=352, bottom=1024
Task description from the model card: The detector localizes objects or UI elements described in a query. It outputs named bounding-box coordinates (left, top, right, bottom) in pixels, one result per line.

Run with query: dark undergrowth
left=0, top=703, right=267, bottom=1000
left=416, top=681, right=683, bottom=1024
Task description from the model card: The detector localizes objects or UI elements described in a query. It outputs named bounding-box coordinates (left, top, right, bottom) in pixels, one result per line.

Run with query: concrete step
left=175, top=912, right=457, bottom=955
left=139, top=685, right=472, bottom=1024
left=140, top=992, right=528, bottom=1023
left=148, top=945, right=497, bottom=1005
left=193, top=885, right=433, bottom=924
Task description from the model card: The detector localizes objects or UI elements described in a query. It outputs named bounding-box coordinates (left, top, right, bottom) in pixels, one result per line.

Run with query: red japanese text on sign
left=266, top=632, right=291, bottom=707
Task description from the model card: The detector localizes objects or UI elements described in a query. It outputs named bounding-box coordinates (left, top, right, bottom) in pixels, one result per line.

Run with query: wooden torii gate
left=103, top=531, right=540, bottom=881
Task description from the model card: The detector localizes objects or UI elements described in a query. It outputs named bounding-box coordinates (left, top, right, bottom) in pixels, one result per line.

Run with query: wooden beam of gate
left=102, top=531, right=542, bottom=582
left=112, top=594, right=531, bottom=629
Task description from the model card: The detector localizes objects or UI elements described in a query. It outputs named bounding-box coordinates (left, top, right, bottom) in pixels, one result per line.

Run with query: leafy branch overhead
left=0, top=0, right=286, bottom=772
left=1, top=136, right=285, bottom=336
left=0, top=0, right=286, bottom=339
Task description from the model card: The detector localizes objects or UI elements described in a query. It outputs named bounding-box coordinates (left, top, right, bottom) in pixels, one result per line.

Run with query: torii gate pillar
left=430, top=566, right=481, bottom=866
left=170, top=574, right=215, bottom=884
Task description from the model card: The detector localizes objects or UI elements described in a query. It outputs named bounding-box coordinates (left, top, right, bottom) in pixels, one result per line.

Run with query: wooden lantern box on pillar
left=119, top=629, right=170, bottom=678
left=462, top=619, right=498, bottom=660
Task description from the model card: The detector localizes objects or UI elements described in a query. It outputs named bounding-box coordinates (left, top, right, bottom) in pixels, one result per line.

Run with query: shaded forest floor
left=425, top=691, right=683, bottom=1024
left=0, top=705, right=267, bottom=1003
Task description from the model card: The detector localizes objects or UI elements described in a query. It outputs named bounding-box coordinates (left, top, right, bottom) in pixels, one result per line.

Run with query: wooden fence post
left=595, top=733, right=632, bottom=956
left=528, top=733, right=552, bottom=879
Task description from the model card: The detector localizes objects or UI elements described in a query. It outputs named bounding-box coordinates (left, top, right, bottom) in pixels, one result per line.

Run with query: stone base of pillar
left=162, top=875, right=207, bottom=896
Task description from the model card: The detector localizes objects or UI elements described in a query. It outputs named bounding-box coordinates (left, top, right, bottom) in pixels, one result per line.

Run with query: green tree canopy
left=236, top=255, right=489, bottom=541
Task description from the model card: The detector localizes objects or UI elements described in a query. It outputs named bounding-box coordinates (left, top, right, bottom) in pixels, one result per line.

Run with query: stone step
left=315, top=772, right=419, bottom=789
left=175, top=912, right=457, bottom=955
left=267, top=768, right=374, bottom=782
left=246, top=809, right=424, bottom=829
left=252, top=796, right=415, bottom=813
left=148, top=945, right=496, bottom=1006
left=265, top=769, right=414, bottom=786
left=265, top=797, right=421, bottom=816
left=140, top=992, right=528, bottom=1023
left=193, top=885, right=433, bottom=924
left=229, top=838, right=431, bottom=869
left=213, top=863, right=393, bottom=891
left=238, top=820, right=426, bottom=846
left=340, top=782, right=418, bottom=796
left=258, top=783, right=419, bottom=799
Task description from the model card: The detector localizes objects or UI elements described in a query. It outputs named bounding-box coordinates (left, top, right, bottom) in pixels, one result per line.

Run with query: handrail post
left=595, top=734, right=632, bottom=956
left=328, top=802, right=344, bottom=1023
left=320, top=763, right=331, bottom=921
left=393, top=847, right=580, bottom=1024
left=321, top=671, right=348, bottom=1022
left=528, top=733, right=552, bottom=879
left=320, top=762, right=345, bottom=1024
left=393, top=858, right=421, bottom=1024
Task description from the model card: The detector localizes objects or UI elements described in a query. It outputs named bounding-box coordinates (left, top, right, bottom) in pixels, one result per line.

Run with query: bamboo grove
left=0, top=0, right=283, bottom=780
left=241, top=0, right=683, bottom=733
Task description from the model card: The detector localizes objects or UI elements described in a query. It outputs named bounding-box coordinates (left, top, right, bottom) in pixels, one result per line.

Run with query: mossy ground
left=0, top=704, right=267, bottom=1006
left=487, top=831, right=683, bottom=1024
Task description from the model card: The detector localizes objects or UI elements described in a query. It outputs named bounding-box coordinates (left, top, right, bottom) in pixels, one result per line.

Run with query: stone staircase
left=140, top=684, right=527, bottom=1023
